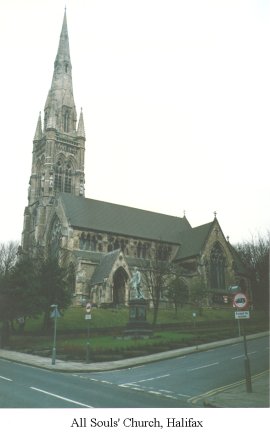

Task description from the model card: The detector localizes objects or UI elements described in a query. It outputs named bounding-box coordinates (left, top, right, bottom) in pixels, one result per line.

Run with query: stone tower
left=22, top=11, right=86, bottom=255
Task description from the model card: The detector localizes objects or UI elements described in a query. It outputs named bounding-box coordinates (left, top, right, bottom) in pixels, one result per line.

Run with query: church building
left=21, top=11, right=250, bottom=308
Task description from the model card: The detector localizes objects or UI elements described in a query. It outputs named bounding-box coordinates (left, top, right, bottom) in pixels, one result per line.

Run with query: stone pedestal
left=123, top=298, right=153, bottom=337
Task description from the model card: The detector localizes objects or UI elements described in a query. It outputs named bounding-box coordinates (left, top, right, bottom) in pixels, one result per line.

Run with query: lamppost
left=50, top=304, right=59, bottom=365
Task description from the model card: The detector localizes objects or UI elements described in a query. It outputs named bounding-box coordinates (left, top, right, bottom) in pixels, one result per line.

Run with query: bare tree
left=166, top=272, right=189, bottom=315
left=235, top=232, right=269, bottom=308
left=189, top=276, right=208, bottom=315
left=0, top=241, right=19, bottom=277
left=140, top=243, right=172, bottom=326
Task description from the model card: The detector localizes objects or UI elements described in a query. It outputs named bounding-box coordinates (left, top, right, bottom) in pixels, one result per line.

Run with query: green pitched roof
left=174, top=221, right=214, bottom=260
left=59, top=193, right=191, bottom=243
left=90, top=249, right=122, bottom=285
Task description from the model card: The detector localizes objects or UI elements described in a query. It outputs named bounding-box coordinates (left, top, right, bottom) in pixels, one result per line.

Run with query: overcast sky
left=0, top=0, right=269, bottom=245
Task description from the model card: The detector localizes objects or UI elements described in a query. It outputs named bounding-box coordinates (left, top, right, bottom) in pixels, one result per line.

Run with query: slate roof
left=90, top=249, right=122, bottom=285
left=174, top=222, right=214, bottom=260
left=73, top=250, right=102, bottom=263
left=59, top=193, right=191, bottom=243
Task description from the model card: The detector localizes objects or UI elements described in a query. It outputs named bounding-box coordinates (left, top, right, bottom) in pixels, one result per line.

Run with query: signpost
left=50, top=304, right=60, bottom=365
left=233, top=291, right=252, bottom=393
left=85, top=302, right=91, bottom=363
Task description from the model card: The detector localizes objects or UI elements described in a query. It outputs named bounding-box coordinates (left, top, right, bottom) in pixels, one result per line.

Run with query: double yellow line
left=188, top=370, right=269, bottom=405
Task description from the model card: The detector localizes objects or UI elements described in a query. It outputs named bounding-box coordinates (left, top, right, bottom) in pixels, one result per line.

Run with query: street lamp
left=50, top=304, right=59, bottom=365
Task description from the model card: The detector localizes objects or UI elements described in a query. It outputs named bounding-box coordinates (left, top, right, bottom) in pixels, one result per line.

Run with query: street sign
left=85, top=302, right=91, bottom=313
left=233, top=292, right=248, bottom=309
left=50, top=308, right=61, bottom=319
left=85, top=314, right=92, bottom=320
left=229, top=285, right=241, bottom=293
left=235, top=311, right=250, bottom=319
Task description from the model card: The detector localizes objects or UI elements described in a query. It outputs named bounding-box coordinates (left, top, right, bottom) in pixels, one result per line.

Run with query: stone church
left=21, top=11, right=249, bottom=308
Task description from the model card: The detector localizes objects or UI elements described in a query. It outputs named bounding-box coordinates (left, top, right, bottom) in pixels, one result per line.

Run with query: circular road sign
left=86, top=302, right=91, bottom=313
left=233, top=292, right=248, bottom=309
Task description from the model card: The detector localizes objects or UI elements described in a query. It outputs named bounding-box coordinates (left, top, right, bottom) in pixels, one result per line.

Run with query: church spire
left=54, top=8, right=71, bottom=68
left=44, top=9, right=77, bottom=133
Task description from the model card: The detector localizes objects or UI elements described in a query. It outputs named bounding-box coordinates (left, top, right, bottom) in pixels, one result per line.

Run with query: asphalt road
left=0, top=335, right=268, bottom=408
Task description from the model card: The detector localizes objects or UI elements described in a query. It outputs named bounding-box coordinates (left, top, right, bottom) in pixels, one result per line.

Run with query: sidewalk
left=203, top=370, right=269, bottom=408
left=0, top=331, right=269, bottom=407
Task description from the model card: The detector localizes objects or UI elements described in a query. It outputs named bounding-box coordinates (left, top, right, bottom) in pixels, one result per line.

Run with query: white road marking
left=188, top=362, right=219, bottom=371
left=120, top=373, right=170, bottom=387
left=232, top=351, right=257, bottom=360
left=177, top=393, right=191, bottom=397
left=137, top=374, right=170, bottom=383
left=0, top=375, right=12, bottom=381
left=30, top=387, right=94, bottom=408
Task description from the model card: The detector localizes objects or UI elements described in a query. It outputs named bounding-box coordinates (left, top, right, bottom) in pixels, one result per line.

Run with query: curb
left=0, top=331, right=268, bottom=373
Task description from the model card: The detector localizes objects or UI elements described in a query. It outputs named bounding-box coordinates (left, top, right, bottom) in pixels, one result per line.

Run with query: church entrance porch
left=113, top=267, right=129, bottom=306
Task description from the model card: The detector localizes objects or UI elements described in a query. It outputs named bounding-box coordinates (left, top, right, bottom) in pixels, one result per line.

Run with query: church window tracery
left=64, top=163, right=72, bottom=193
left=210, top=242, right=226, bottom=289
left=54, top=161, right=63, bottom=192
left=63, top=111, right=69, bottom=132
left=54, top=159, right=73, bottom=194
left=49, top=216, right=62, bottom=258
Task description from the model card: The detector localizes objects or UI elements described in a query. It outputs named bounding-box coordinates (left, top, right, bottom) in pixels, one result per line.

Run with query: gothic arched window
left=54, top=160, right=63, bottom=192
left=137, top=242, right=142, bottom=258
left=142, top=243, right=147, bottom=259
left=49, top=216, right=62, bottom=258
left=64, top=163, right=72, bottom=193
left=79, top=232, right=86, bottom=250
left=85, top=234, right=91, bottom=250
left=210, top=242, right=226, bottom=289
left=90, top=235, right=97, bottom=251
left=63, top=111, right=69, bottom=132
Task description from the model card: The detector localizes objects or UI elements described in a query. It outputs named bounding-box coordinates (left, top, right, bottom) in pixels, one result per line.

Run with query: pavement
left=0, top=331, right=269, bottom=408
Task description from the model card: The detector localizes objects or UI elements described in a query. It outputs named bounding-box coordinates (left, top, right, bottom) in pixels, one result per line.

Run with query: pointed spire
left=44, top=9, right=76, bottom=133
left=34, top=112, right=42, bottom=141
left=77, top=108, right=86, bottom=138
left=54, top=8, right=71, bottom=67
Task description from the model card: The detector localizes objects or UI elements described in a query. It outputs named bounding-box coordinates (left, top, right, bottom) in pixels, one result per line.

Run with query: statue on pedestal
left=130, top=267, right=144, bottom=299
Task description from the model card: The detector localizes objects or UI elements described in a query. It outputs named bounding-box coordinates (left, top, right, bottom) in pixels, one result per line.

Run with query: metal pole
left=242, top=320, right=252, bottom=393
left=86, top=319, right=90, bottom=363
left=237, top=319, right=241, bottom=337
left=51, top=305, right=58, bottom=365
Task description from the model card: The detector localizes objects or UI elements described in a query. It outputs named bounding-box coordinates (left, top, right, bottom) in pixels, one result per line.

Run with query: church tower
left=22, top=11, right=86, bottom=255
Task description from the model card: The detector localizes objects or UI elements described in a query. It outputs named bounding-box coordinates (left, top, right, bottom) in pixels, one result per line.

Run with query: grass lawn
left=21, top=305, right=240, bottom=333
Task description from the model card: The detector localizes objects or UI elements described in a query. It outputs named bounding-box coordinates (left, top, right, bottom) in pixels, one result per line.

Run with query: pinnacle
left=34, top=112, right=42, bottom=141
left=77, top=108, right=86, bottom=139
